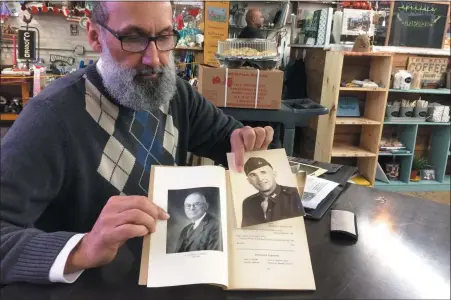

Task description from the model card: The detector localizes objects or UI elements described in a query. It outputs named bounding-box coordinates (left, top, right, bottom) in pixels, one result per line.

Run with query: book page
left=226, top=188, right=316, bottom=290
left=146, top=166, right=228, bottom=288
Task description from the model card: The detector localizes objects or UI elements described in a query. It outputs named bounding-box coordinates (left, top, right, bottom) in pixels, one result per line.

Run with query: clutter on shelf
left=337, top=97, right=360, bottom=117
left=410, top=156, right=429, bottom=181
left=385, top=98, right=449, bottom=123
left=173, top=2, right=204, bottom=49
left=379, top=137, right=410, bottom=155
left=0, top=96, right=23, bottom=114
left=427, top=103, right=450, bottom=123
left=392, top=70, right=412, bottom=90
left=385, top=162, right=400, bottom=180
left=341, top=79, right=381, bottom=88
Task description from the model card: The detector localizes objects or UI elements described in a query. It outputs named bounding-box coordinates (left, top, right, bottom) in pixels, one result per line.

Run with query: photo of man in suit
left=241, top=157, right=305, bottom=227
left=174, top=192, right=222, bottom=253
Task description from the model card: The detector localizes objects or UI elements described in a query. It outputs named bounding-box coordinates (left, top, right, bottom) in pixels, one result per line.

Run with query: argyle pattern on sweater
left=84, top=75, right=178, bottom=195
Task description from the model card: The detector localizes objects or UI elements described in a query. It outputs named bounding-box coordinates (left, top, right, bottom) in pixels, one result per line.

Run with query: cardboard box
left=198, top=65, right=283, bottom=110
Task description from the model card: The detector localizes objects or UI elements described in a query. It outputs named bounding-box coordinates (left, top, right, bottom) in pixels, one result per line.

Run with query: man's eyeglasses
left=185, top=203, right=204, bottom=210
left=97, top=23, right=180, bottom=53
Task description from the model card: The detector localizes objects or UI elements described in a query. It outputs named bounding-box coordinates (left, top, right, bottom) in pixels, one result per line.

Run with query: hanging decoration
left=0, top=1, right=12, bottom=23
left=20, top=1, right=91, bottom=18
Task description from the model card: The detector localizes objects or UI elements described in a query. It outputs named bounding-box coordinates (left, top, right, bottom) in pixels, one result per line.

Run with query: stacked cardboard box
left=198, top=65, right=283, bottom=110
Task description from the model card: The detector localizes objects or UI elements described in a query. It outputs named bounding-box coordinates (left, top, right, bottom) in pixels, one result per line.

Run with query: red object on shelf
left=13, top=35, right=17, bottom=67
left=42, top=5, right=48, bottom=13
left=352, top=2, right=362, bottom=9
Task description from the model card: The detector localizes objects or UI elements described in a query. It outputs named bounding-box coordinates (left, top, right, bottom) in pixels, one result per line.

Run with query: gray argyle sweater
left=0, top=65, right=241, bottom=284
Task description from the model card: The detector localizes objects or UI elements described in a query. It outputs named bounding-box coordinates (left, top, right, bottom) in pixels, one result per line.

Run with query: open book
left=139, top=149, right=315, bottom=290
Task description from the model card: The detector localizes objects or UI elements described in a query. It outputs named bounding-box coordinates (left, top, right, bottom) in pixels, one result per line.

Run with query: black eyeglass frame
left=97, top=23, right=180, bottom=53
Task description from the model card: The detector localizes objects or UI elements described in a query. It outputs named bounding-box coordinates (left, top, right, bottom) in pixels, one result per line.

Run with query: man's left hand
left=230, top=126, right=274, bottom=172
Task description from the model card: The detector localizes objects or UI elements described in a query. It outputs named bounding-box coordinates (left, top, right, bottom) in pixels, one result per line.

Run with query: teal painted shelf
left=378, top=152, right=412, bottom=156
left=384, top=121, right=450, bottom=125
left=374, top=176, right=451, bottom=192
left=389, top=88, right=450, bottom=95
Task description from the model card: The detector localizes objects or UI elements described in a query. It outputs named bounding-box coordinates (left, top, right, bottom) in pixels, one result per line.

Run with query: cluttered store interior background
left=1, top=0, right=450, bottom=200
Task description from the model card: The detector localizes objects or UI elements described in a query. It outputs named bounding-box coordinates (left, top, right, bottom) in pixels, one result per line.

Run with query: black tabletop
left=1, top=185, right=450, bottom=300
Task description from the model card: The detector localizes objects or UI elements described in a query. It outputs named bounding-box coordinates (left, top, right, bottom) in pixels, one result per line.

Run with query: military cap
left=244, top=157, right=273, bottom=175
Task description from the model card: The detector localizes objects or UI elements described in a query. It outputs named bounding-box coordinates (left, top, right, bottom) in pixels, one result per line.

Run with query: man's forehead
left=248, top=165, right=272, bottom=175
left=105, top=2, right=172, bottom=33
left=185, top=194, right=203, bottom=202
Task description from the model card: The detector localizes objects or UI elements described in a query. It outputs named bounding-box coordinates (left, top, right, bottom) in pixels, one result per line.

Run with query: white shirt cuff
left=49, top=233, right=86, bottom=283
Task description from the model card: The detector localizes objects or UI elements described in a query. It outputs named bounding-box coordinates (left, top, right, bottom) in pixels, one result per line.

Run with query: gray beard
left=99, top=45, right=177, bottom=112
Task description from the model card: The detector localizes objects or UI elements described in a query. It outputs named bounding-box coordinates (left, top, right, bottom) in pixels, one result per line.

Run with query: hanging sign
left=204, top=1, right=229, bottom=67
left=18, top=29, right=36, bottom=60
left=49, top=54, right=75, bottom=65
left=70, top=24, right=79, bottom=36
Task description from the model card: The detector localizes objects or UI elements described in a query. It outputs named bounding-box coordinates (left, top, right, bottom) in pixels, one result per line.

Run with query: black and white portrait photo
left=166, top=187, right=223, bottom=254
left=228, top=149, right=306, bottom=228
left=420, top=169, right=436, bottom=180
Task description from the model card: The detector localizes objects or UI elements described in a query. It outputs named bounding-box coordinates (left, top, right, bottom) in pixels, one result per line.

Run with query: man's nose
left=142, top=41, right=161, bottom=68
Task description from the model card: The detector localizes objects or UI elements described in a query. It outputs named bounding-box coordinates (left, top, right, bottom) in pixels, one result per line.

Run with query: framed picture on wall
left=341, top=8, right=375, bottom=36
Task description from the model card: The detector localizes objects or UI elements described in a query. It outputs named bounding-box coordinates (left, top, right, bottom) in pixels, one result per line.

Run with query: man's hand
left=230, top=126, right=274, bottom=172
left=64, top=196, right=169, bottom=274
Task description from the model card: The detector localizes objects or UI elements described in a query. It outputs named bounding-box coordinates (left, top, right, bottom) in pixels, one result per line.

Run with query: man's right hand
left=64, top=196, right=169, bottom=274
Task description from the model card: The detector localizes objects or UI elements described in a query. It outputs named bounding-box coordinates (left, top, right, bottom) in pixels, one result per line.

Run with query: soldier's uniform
left=241, top=157, right=305, bottom=227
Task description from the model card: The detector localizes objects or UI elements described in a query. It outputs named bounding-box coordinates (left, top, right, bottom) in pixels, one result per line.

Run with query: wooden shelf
left=0, top=114, right=18, bottom=121
left=332, top=144, right=377, bottom=157
left=289, top=44, right=326, bottom=49
left=314, top=51, right=393, bottom=186
left=175, top=46, right=203, bottom=51
left=342, top=51, right=393, bottom=57
left=375, top=176, right=451, bottom=192
left=336, top=117, right=381, bottom=125
left=378, top=152, right=412, bottom=156
left=340, top=87, right=387, bottom=92
left=384, top=121, right=450, bottom=126
left=389, top=88, right=450, bottom=95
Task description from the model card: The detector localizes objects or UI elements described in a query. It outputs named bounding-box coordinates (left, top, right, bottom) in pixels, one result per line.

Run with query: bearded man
left=0, top=2, right=274, bottom=285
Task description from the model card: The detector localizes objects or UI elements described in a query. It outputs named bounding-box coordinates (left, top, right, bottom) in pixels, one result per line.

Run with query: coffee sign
left=18, top=29, right=36, bottom=60
left=407, top=57, right=448, bottom=82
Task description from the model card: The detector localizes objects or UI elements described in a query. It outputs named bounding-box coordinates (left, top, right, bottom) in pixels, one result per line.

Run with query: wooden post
left=384, top=1, right=395, bottom=46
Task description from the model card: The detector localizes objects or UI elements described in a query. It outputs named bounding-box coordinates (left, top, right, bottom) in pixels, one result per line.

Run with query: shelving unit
left=0, top=76, right=31, bottom=123
left=175, top=46, right=203, bottom=51
left=388, top=88, right=450, bottom=95
left=0, top=114, right=18, bottom=121
left=375, top=122, right=450, bottom=192
left=314, top=51, right=393, bottom=186
left=340, top=87, right=387, bottom=92
left=336, top=117, right=381, bottom=125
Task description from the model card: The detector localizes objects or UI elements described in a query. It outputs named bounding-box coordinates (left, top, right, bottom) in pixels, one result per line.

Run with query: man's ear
left=86, top=20, right=102, bottom=53
left=273, top=170, right=277, bottom=178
